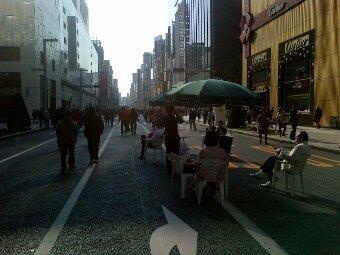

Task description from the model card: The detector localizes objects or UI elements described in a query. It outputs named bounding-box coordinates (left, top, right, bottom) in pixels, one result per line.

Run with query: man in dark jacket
left=56, top=110, right=79, bottom=173
left=164, top=106, right=182, bottom=175
left=84, top=107, right=104, bottom=166
left=314, top=105, right=323, bottom=129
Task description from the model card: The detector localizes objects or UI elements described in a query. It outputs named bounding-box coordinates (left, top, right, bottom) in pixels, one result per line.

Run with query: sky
left=87, top=0, right=177, bottom=96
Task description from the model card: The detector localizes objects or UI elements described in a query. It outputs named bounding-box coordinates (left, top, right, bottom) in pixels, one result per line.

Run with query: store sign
left=269, top=2, right=286, bottom=17
left=284, top=34, right=310, bottom=54
left=254, top=84, right=267, bottom=93
left=251, top=51, right=268, bottom=66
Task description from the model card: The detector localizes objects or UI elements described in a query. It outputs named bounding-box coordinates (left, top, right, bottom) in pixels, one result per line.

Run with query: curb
left=230, top=129, right=340, bottom=155
left=0, top=127, right=48, bottom=141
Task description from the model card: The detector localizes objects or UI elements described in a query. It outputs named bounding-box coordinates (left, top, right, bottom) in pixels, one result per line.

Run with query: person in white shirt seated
left=250, top=131, right=311, bottom=187
left=138, top=124, right=165, bottom=160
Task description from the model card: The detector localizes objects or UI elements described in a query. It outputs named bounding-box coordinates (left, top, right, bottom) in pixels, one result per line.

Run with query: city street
left=0, top=120, right=339, bottom=255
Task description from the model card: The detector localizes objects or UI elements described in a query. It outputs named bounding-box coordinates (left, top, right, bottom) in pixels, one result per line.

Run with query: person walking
left=314, top=105, right=322, bottom=129
left=84, top=107, right=104, bottom=166
left=258, top=107, right=270, bottom=144
left=119, top=107, right=129, bottom=135
left=289, top=105, right=299, bottom=140
left=56, top=110, right=79, bottom=174
left=129, top=108, right=139, bottom=135
left=164, top=106, right=182, bottom=175
left=276, top=107, right=287, bottom=137
left=189, top=109, right=197, bottom=131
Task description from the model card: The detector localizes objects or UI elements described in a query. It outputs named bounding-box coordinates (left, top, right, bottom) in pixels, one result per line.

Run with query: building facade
left=184, top=0, right=242, bottom=83
left=172, top=1, right=186, bottom=87
left=0, top=0, right=98, bottom=117
left=241, top=0, right=340, bottom=127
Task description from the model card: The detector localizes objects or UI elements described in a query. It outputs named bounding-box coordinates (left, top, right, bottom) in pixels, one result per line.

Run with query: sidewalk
left=184, top=116, right=340, bottom=154
left=231, top=125, right=340, bottom=154
left=0, top=123, right=47, bottom=140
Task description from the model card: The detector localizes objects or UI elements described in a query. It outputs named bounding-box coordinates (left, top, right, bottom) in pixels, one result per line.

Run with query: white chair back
left=199, top=158, right=225, bottom=181
left=166, top=153, right=181, bottom=175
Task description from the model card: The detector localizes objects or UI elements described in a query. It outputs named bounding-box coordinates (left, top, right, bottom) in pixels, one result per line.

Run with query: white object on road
left=150, top=206, right=198, bottom=255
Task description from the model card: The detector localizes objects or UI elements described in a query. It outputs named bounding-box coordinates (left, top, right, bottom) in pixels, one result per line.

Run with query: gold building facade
left=241, top=0, right=340, bottom=127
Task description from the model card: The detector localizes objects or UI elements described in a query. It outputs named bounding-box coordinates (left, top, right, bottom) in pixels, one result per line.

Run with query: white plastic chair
left=197, top=158, right=227, bottom=204
left=272, top=158, right=308, bottom=196
left=144, top=138, right=165, bottom=165
left=167, top=153, right=196, bottom=198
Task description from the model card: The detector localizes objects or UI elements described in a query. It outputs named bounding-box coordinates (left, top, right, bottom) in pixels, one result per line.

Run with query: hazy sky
left=87, top=0, right=177, bottom=96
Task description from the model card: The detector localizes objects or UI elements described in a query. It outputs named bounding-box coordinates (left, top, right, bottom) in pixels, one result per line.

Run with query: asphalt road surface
left=0, top=120, right=339, bottom=255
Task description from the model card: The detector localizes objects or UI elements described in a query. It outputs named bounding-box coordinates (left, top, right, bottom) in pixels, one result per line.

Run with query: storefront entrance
left=278, top=30, right=315, bottom=124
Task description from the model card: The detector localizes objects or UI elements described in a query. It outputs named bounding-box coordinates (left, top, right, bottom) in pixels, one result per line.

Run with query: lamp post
left=79, top=68, right=88, bottom=110
left=42, top=38, right=58, bottom=112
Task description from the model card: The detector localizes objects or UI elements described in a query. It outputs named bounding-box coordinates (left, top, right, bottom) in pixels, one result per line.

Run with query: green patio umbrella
left=149, top=93, right=167, bottom=106
left=168, top=79, right=261, bottom=106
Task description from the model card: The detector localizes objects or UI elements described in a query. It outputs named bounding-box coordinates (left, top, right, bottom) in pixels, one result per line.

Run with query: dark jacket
left=84, top=113, right=104, bottom=138
left=289, top=109, right=299, bottom=125
left=56, top=118, right=79, bottom=146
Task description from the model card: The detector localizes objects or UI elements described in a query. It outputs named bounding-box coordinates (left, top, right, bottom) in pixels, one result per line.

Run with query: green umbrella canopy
left=149, top=93, right=166, bottom=106
left=170, top=79, right=261, bottom=106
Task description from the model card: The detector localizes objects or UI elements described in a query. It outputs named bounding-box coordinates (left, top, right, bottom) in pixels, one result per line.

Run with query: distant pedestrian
left=119, top=107, right=129, bottom=135
left=56, top=110, right=79, bottom=174
left=129, top=108, right=139, bottom=135
left=84, top=107, right=104, bottom=166
left=258, top=107, right=269, bottom=144
left=289, top=105, right=299, bottom=140
left=189, top=109, right=197, bottom=131
left=43, top=110, right=50, bottom=128
left=276, top=107, right=287, bottom=137
left=38, top=109, right=44, bottom=127
left=314, top=105, right=322, bottom=129
left=208, top=109, right=215, bottom=127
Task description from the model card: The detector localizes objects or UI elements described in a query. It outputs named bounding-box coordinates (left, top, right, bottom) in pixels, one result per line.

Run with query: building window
left=0, top=46, right=21, bottom=61
left=64, top=37, right=67, bottom=44
left=63, top=7, right=66, bottom=14
left=77, top=54, right=79, bottom=59
left=91, top=62, right=92, bottom=66
left=63, top=22, right=67, bottom=30
left=77, top=41, right=79, bottom=47
left=77, top=30, right=78, bottom=35
left=52, top=59, right=56, bottom=71
left=64, top=68, right=67, bottom=75
left=64, top=52, right=67, bottom=60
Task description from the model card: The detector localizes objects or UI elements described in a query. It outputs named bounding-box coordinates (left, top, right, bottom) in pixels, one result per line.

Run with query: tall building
left=93, top=39, right=106, bottom=110
left=141, top=52, right=153, bottom=107
left=103, top=60, right=113, bottom=108
left=241, top=0, right=340, bottom=127
left=0, top=0, right=99, bottom=116
left=184, top=0, right=242, bottom=83
left=153, top=35, right=165, bottom=95
left=172, top=1, right=186, bottom=86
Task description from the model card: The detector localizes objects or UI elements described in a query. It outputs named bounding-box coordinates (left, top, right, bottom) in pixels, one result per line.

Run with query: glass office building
left=184, top=0, right=242, bottom=83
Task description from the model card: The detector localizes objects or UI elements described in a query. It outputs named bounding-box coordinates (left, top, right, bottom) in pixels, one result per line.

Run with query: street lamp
left=79, top=68, right=88, bottom=110
left=42, top=38, right=58, bottom=112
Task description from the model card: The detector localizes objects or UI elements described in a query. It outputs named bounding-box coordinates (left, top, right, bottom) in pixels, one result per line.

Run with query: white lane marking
left=35, top=127, right=115, bottom=255
left=0, top=138, right=57, bottom=165
left=222, top=200, right=288, bottom=255
left=49, top=132, right=55, bottom=135
left=150, top=206, right=198, bottom=255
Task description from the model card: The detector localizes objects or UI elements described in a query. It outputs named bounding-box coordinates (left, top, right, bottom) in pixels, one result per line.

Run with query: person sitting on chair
left=216, top=120, right=228, bottom=136
left=250, top=131, right=311, bottom=187
left=199, top=131, right=227, bottom=162
left=138, top=124, right=165, bottom=160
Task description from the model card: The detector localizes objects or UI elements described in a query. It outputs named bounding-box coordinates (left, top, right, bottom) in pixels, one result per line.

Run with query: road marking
left=150, top=206, right=198, bottom=255
left=49, top=132, right=55, bottom=135
left=311, top=154, right=340, bottom=165
left=251, top=145, right=334, bottom=168
left=35, top=127, right=115, bottom=255
left=0, top=138, right=57, bottom=165
left=222, top=201, right=288, bottom=255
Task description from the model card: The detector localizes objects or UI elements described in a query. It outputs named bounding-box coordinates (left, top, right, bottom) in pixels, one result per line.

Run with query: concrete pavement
left=1, top=119, right=339, bottom=254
